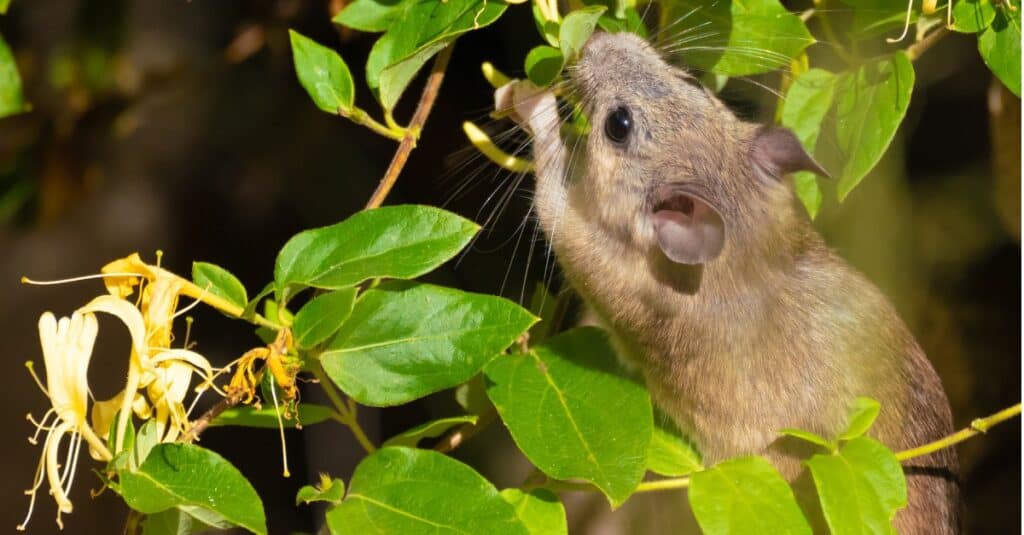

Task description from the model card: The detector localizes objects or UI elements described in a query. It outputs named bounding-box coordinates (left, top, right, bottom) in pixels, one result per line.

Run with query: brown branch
left=907, top=26, right=949, bottom=61
left=180, top=392, right=244, bottom=443
left=365, top=43, right=455, bottom=209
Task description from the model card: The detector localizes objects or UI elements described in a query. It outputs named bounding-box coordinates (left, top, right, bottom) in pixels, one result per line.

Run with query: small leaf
left=532, top=2, right=561, bottom=46
left=648, top=416, right=703, bottom=477
left=833, top=52, right=914, bottom=200
left=191, top=262, right=248, bottom=311
left=525, top=45, right=565, bottom=87
left=978, top=2, right=1021, bottom=97
left=781, top=68, right=836, bottom=218
left=296, top=474, right=345, bottom=506
left=951, top=0, right=997, bottom=32
left=289, top=30, right=355, bottom=114
left=118, top=443, right=267, bottom=535
left=292, top=288, right=357, bottom=348
left=455, top=375, right=493, bottom=416
left=274, top=205, right=479, bottom=295
left=242, top=282, right=274, bottom=321
left=210, top=403, right=334, bottom=428
left=806, top=436, right=908, bottom=535
left=321, top=281, right=537, bottom=406
left=142, top=507, right=227, bottom=535
left=325, top=447, right=528, bottom=534
left=484, top=327, right=651, bottom=506
left=500, top=488, right=567, bottom=535
left=689, top=456, right=812, bottom=535
left=134, top=419, right=160, bottom=469
left=333, top=0, right=404, bottom=32
left=383, top=415, right=478, bottom=447
left=559, top=6, right=606, bottom=61
left=597, top=8, right=648, bottom=38
left=0, top=33, right=27, bottom=118
left=779, top=428, right=835, bottom=451
left=839, top=396, right=881, bottom=441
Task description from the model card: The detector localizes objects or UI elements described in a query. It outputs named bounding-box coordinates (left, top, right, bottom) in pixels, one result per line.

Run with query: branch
left=907, top=26, right=949, bottom=61
left=180, top=391, right=244, bottom=443
left=895, top=403, right=1022, bottom=462
left=365, top=43, right=455, bottom=209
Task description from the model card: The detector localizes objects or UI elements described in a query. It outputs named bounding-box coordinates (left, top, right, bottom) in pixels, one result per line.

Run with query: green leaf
left=662, top=0, right=814, bottom=76
left=334, top=0, right=404, bottom=32
left=781, top=68, right=836, bottom=218
left=242, top=282, right=274, bottom=321
left=532, top=2, right=561, bottom=46
left=978, top=2, right=1021, bottom=96
left=142, top=507, right=227, bottom=535
left=289, top=30, right=355, bottom=114
left=484, top=327, right=651, bottom=506
left=292, top=288, right=357, bottom=348
left=951, top=0, right=997, bottom=33
left=210, top=403, right=334, bottom=428
left=296, top=474, right=346, bottom=506
left=689, top=456, right=811, bottom=535
left=274, top=205, right=479, bottom=295
left=134, top=419, right=160, bottom=469
left=383, top=415, right=478, bottom=447
left=597, top=8, right=648, bottom=38
left=500, top=488, right=567, bottom=535
left=325, top=447, right=528, bottom=534
left=779, top=428, right=835, bottom=451
left=191, top=262, right=248, bottom=311
left=455, top=375, right=493, bottom=415
left=525, top=45, right=565, bottom=87
left=845, top=0, right=916, bottom=37
left=366, top=0, right=507, bottom=110
left=0, top=0, right=10, bottom=15
left=806, top=437, right=908, bottom=535
left=559, top=6, right=606, bottom=61
left=833, top=52, right=914, bottom=200
left=648, top=416, right=703, bottom=477
left=118, top=443, right=267, bottom=535
left=839, top=396, right=881, bottom=441
left=321, top=281, right=537, bottom=406
left=0, top=33, right=27, bottom=118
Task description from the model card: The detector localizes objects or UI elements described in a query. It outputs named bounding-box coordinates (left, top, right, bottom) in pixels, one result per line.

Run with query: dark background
left=0, top=1, right=1019, bottom=533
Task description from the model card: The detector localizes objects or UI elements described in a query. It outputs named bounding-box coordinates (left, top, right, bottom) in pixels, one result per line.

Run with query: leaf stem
left=364, top=43, right=455, bottom=209
left=895, top=403, right=1022, bottom=462
left=312, top=363, right=377, bottom=453
left=539, top=476, right=690, bottom=495
left=341, top=106, right=406, bottom=141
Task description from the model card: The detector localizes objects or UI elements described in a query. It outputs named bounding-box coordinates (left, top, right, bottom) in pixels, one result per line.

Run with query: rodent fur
left=498, top=31, right=959, bottom=533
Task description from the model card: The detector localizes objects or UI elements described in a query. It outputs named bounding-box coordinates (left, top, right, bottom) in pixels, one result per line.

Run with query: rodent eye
left=604, top=106, right=632, bottom=144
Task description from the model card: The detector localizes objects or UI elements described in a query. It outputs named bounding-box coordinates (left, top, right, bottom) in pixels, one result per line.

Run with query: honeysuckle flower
left=20, top=310, right=112, bottom=531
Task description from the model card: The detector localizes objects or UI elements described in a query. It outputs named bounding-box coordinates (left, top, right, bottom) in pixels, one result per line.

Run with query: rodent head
left=566, top=31, right=827, bottom=268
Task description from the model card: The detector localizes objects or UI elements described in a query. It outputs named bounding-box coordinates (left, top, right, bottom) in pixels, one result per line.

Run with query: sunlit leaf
left=382, top=415, right=478, bottom=447
left=951, top=0, right=997, bottom=33
left=648, top=416, right=703, bottom=477
left=781, top=68, right=836, bottom=218
left=289, top=30, right=355, bottom=114
left=296, top=474, right=345, bottom=506
left=559, top=6, right=606, bottom=61
left=689, top=456, right=811, bottom=534
left=978, top=1, right=1021, bottom=96
left=525, top=45, right=564, bottom=87
left=334, top=0, right=404, bottom=32
left=839, top=396, right=881, bottom=441
left=500, top=488, right=567, bottom=535
left=192, top=262, right=248, bottom=311
left=292, top=288, right=357, bottom=348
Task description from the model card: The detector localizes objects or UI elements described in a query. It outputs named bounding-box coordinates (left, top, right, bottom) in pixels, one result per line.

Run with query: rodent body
left=499, top=31, right=958, bottom=533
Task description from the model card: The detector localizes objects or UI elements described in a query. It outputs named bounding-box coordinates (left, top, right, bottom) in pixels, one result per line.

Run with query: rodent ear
left=751, top=126, right=830, bottom=179
left=652, top=194, right=726, bottom=265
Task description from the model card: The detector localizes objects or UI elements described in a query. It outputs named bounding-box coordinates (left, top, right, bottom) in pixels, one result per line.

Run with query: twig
left=895, top=403, right=1022, bottom=461
left=180, top=391, right=244, bottom=442
left=365, top=43, right=455, bottom=209
left=312, top=363, right=377, bottom=453
left=907, top=26, right=949, bottom=61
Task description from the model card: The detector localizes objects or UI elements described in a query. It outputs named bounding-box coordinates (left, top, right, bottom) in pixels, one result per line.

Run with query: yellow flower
left=20, top=310, right=111, bottom=531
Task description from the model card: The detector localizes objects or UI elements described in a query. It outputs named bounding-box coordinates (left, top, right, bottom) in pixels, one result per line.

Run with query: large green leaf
left=689, top=456, right=811, bottom=535
left=781, top=68, right=836, bottom=218
left=334, top=0, right=404, bottom=32
left=978, top=1, right=1021, bottom=96
left=661, top=0, right=814, bottom=76
left=274, top=205, right=479, bottom=295
left=365, top=0, right=507, bottom=110
left=0, top=33, right=26, bottom=118
left=951, top=0, right=997, bottom=33
left=325, top=447, right=528, bottom=534
left=806, top=437, right=908, bottom=535
left=321, top=281, right=536, bottom=406
left=289, top=30, right=355, bottom=114
left=559, top=6, right=606, bottom=61
left=500, top=488, right=567, bottom=535
left=191, top=261, right=248, bottom=311
left=525, top=45, right=565, bottom=87
left=648, top=416, right=703, bottom=477
left=210, top=403, right=334, bottom=428
left=833, top=52, right=914, bottom=200
left=382, top=414, right=478, bottom=447
left=118, top=443, right=266, bottom=535
left=292, top=288, right=357, bottom=348
left=484, top=327, right=651, bottom=506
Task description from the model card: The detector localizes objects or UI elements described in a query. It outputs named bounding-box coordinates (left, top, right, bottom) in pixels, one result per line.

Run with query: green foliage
left=296, top=474, right=346, bottom=506
left=781, top=68, right=836, bottom=218
left=558, top=6, right=606, bottom=61
left=648, top=415, right=703, bottom=476
left=689, top=456, right=811, bottom=534
left=325, top=447, right=529, bottom=534
left=290, top=30, right=356, bottom=114
left=383, top=415, right=478, bottom=447
left=210, top=403, right=334, bottom=428
left=484, top=327, right=651, bottom=506
left=117, top=443, right=267, bottom=535
left=274, top=204, right=478, bottom=297
left=292, top=288, right=357, bottom=348
left=192, top=261, right=249, bottom=310
left=321, top=281, right=537, bottom=406
left=0, top=33, right=26, bottom=118
left=525, top=45, right=564, bottom=87
left=978, top=1, right=1021, bottom=97
left=500, top=488, right=568, bottom=535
